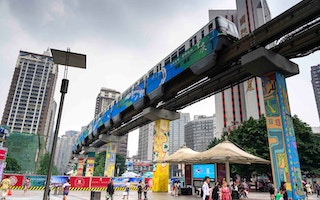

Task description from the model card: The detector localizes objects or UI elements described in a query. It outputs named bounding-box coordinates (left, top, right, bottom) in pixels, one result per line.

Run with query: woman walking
left=122, top=180, right=130, bottom=200
left=137, top=180, right=143, bottom=200
left=62, top=179, right=71, bottom=200
left=220, top=181, right=231, bottom=200
left=23, top=177, right=30, bottom=194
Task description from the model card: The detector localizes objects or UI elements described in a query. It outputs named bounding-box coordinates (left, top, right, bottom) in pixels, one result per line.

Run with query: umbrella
left=142, top=172, right=153, bottom=178
left=160, top=144, right=199, bottom=163
left=121, top=172, right=140, bottom=178
left=188, top=139, right=270, bottom=184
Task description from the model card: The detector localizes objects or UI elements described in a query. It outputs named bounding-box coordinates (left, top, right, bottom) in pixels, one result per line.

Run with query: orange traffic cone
left=7, top=189, right=12, bottom=196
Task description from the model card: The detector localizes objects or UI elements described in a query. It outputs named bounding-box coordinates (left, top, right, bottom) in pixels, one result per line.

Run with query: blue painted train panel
left=111, top=82, right=145, bottom=118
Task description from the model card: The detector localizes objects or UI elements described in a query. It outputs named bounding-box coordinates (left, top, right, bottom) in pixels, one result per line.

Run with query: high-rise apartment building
left=211, top=0, right=271, bottom=137
left=184, top=115, right=216, bottom=152
left=1, top=50, right=57, bottom=151
left=54, top=130, right=80, bottom=174
left=137, top=122, right=154, bottom=161
left=94, top=88, right=127, bottom=156
left=311, top=64, right=320, bottom=122
left=94, top=88, right=120, bottom=117
left=169, top=113, right=190, bottom=154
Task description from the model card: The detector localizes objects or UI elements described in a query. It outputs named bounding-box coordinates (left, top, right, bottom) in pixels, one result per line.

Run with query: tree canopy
left=207, top=115, right=320, bottom=178
left=115, top=153, right=126, bottom=176
left=93, top=151, right=106, bottom=176
left=93, top=152, right=126, bottom=177
left=36, top=152, right=59, bottom=175
left=4, top=156, right=21, bottom=173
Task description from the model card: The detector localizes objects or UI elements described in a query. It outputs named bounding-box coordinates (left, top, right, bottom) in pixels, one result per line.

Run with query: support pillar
left=104, top=142, right=117, bottom=177
left=77, top=157, right=85, bottom=176
left=262, top=72, right=304, bottom=200
left=242, top=47, right=303, bottom=200
left=152, top=119, right=170, bottom=192
left=142, top=107, right=180, bottom=192
left=85, top=152, right=95, bottom=176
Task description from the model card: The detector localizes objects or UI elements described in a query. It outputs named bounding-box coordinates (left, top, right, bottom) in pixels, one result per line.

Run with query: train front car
left=214, top=16, right=240, bottom=51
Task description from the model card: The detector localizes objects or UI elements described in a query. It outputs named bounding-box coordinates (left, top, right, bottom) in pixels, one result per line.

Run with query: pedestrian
left=106, top=179, right=114, bottom=200
left=1, top=175, right=11, bottom=200
left=268, top=181, right=275, bottom=200
left=279, top=181, right=288, bottom=200
left=62, top=179, right=71, bottom=200
left=202, top=176, right=211, bottom=200
left=275, top=187, right=284, bottom=200
left=220, top=180, right=231, bottom=200
left=122, top=180, right=130, bottom=200
left=23, top=177, right=30, bottom=194
left=306, top=182, right=312, bottom=195
left=174, top=181, right=179, bottom=197
left=212, top=182, right=220, bottom=200
left=177, top=180, right=182, bottom=196
left=137, top=180, right=143, bottom=200
left=143, top=182, right=148, bottom=200
left=316, top=181, right=320, bottom=198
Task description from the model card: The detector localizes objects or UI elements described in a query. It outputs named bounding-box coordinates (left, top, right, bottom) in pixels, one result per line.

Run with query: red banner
left=91, top=177, right=110, bottom=188
left=0, top=148, right=7, bottom=161
left=5, top=174, right=24, bottom=186
left=69, top=176, right=90, bottom=188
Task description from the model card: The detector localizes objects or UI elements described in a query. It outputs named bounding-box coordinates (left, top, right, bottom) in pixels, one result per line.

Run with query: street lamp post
left=43, top=48, right=86, bottom=200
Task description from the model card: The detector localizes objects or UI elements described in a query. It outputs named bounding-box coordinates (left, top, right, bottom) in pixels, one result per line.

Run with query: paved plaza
left=4, top=190, right=320, bottom=200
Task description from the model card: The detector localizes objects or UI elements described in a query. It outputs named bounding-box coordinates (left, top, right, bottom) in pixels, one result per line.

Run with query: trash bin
left=90, top=191, right=101, bottom=200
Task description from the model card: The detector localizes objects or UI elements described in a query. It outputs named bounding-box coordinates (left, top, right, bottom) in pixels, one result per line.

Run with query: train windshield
left=215, top=16, right=239, bottom=39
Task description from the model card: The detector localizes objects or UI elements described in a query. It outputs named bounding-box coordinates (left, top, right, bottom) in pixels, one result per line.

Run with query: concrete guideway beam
left=241, top=47, right=299, bottom=78
left=82, top=146, right=101, bottom=153
left=98, top=134, right=125, bottom=143
left=143, top=107, right=180, bottom=122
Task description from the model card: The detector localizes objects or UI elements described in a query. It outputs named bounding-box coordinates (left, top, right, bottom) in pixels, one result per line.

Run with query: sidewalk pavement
left=4, top=190, right=320, bottom=200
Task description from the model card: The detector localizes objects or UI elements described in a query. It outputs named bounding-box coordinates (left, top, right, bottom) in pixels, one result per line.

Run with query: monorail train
left=73, top=16, right=239, bottom=153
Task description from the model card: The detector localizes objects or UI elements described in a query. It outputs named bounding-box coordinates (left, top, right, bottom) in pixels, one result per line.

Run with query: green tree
left=207, top=137, right=223, bottom=149
left=93, top=151, right=106, bottom=176
left=227, top=116, right=271, bottom=178
left=292, top=115, right=320, bottom=175
left=36, top=153, right=59, bottom=175
left=4, top=156, right=21, bottom=173
left=115, top=153, right=126, bottom=176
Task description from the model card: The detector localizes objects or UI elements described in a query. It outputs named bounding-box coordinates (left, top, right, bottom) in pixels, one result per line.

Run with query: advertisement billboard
left=193, top=164, right=215, bottom=179
left=91, top=177, right=110, bottom=188
left=69, top=176, right=90, bottom=188
left=25, top=175, right=46, bottom=187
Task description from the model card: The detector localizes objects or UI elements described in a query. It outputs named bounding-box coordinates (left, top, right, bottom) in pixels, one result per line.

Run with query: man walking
left=316, top=181, right=320, bottom=198
left=106, top=179, right=115, bottom=200
left=202, top=176, right=211, bottom=200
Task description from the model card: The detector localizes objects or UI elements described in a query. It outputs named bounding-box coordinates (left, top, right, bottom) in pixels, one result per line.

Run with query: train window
left=171, top=52, right=177, bottom=61
left=178, top=46, right=185, bottom=55
left=156, top=65, right=162, bottom=72
left=209, top=23, right=213, bottom=32
left=148, top=70, right=153, bottom=77
left=189, top=39, right=193, bottom=48
left=201, top=30, right=205, bottom=38
left=165, top=57, right=171, bottom=65
left=193, top=35, right=197, bottom=45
